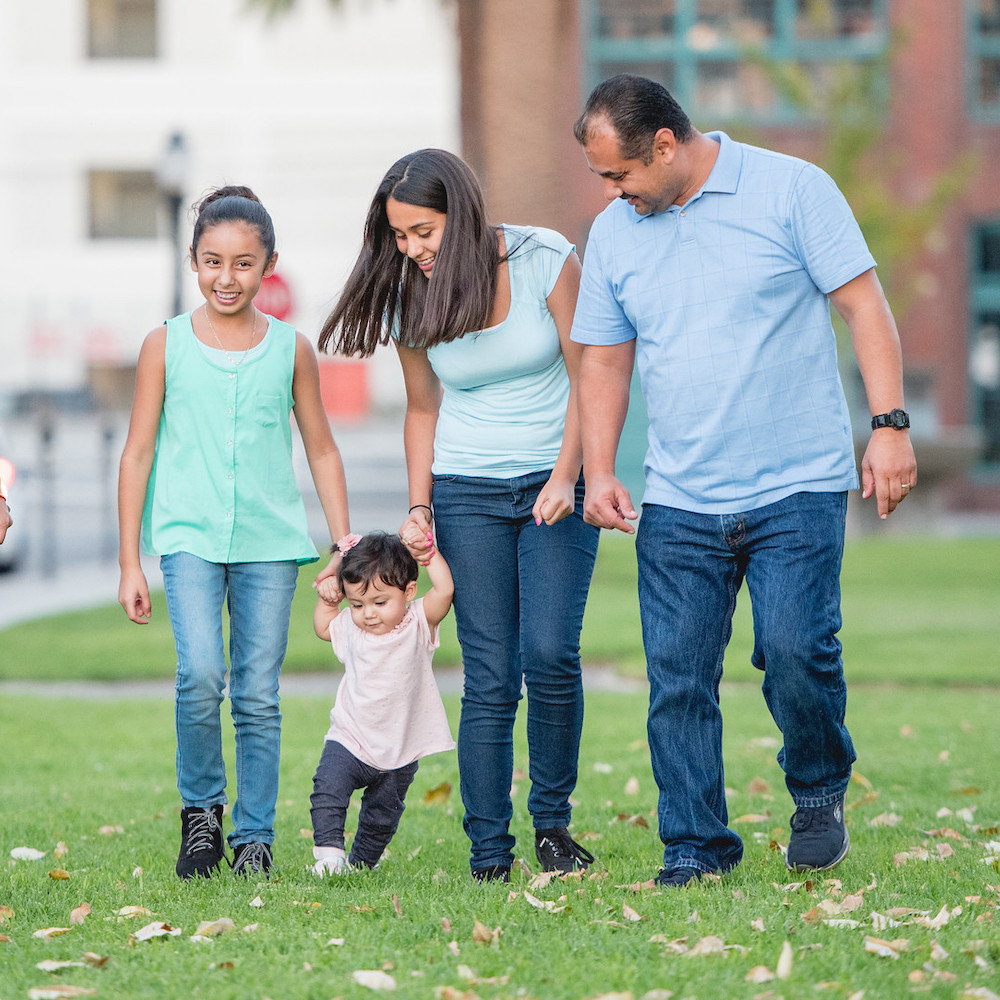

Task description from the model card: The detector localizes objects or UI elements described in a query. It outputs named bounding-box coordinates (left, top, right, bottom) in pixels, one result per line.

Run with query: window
left=969, top=0, right=1000, bottom=118
left=584, top=0, right=888, bottom=122
left=88, top=0, right=157, bottom=59
left=970, top=222, right=1000, bottom=466
left=88, top=170, right=159, bottom=239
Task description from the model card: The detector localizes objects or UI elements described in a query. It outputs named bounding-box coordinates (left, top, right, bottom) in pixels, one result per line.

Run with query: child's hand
left=316, top=576, right=342, bottom=605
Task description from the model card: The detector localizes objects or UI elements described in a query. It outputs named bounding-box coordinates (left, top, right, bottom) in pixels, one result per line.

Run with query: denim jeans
left=310, top=739, right=418, bottom=867
left=635, top=492, right=856, bottom=875
left=160, top=552, right=298, bottom=847
left=432, top=470, right=600, bottom=871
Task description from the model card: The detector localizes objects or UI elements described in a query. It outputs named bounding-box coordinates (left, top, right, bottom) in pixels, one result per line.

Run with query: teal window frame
left=581, top=0, right=889, bottom=124
left=967, top=0, right=1000, bottom=121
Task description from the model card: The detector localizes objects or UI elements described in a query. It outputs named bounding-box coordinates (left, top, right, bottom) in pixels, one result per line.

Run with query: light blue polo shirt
left=571, top=132, right=875, bottom=514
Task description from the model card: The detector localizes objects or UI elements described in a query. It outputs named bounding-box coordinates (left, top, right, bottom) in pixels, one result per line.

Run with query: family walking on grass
left=116, top=74, right=916, bottom=889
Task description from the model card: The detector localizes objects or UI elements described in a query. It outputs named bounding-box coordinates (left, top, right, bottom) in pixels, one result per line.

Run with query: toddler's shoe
left=313, top=846, right=348, bottom=876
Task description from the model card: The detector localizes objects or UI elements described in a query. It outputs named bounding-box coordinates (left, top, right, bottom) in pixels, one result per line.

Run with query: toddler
left=311, top=530, right=455, bottom=874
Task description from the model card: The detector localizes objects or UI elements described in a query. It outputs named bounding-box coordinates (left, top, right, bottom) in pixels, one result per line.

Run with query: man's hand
left=583, top=472, right=638, bottom=533
left=861, top=430, right=917, bottom=519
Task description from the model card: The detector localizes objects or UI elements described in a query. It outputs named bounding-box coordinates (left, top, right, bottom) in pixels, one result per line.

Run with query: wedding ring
left=901, top=483, right=911, bottom=490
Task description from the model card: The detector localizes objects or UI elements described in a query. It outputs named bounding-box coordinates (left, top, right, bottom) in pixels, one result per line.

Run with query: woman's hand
left=312, top=552, right=343, bottom=603
left=399, top=508, right=435, bottom=564
left=532, top=475, right=575, bottom=526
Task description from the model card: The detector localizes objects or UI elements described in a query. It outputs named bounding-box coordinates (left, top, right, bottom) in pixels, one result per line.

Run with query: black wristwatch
left=871, top=408, right=910, bottom=431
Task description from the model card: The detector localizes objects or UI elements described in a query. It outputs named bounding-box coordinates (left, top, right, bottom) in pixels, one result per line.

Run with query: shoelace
left=235, top=842, right=271, bottom=872
left=539, top=832, right=595, bottom=866
left=184, top=810, right=221, bottom=854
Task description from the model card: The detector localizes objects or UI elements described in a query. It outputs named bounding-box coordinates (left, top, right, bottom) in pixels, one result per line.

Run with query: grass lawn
left=1, top=535, right=998, bottom=685
left=2, top=684, right=999, bottom=1000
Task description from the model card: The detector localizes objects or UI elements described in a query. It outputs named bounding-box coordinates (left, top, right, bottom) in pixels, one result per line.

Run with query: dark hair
left=337, top=531, right=419, bottom=595
left=574, top=74, right=693, bottom=163
left=318, top=149, right=500, bottom=357
left=191, top=185, right=276, bottom=259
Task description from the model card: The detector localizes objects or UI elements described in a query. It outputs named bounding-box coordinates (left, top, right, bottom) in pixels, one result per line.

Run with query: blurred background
left=0, top=0, right=998, bottom=591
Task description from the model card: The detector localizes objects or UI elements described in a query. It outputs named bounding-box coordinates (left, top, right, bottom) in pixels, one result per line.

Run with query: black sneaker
left=232, top=841, right=273, bottom=877
left=176, top=804, right=224, bottom=880
left=534, top=827, right=595, bottom=873
left=471, top=864, right=511, bottom=883
left=786, top=795, right=849, bottom=871
left=654, top=866, right=703, bottom=888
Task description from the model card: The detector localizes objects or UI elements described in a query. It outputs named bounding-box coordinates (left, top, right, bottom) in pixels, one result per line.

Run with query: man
left=571, top=74, right=916, bottom=887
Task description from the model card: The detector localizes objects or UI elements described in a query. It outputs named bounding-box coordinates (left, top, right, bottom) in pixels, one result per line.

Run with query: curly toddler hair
left=338, top=531, right=418, bottom=594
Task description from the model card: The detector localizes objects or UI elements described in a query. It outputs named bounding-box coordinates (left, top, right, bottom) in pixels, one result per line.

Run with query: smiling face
left=343, top=574, right=417, bottom=635
left=190, top=221, right=277, bottom=318
left=385, top=197, right=447, bottom=278
left=582, top=119, right=683, bottom=216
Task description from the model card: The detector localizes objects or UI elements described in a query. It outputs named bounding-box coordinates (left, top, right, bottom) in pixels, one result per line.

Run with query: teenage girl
left=118, top=185, right=351, bottom=879
left=319, top=149, right=600, bottom=882
left=311, top=530, right=454, bottom=875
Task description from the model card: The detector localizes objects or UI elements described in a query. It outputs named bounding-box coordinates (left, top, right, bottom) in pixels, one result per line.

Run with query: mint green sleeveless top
left=142, top=313, right=318, bottom=564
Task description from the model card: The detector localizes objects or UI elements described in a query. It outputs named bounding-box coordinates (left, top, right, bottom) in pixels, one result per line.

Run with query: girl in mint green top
left=118, top=186, right=351, bottom=879
left=319, top=150, right=599, bottom=882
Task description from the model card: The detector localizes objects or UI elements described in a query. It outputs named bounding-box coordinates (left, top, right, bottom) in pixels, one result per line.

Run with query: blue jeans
left=636, top=493, right=856, bottom=875
left=160, top=552, right=298, bottom=848
left=432, top=471, right=600, bottom=871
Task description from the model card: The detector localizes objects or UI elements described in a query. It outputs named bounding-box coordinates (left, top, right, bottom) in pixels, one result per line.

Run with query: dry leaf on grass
left=48, top=869, right=70, bottom=881
left=422, top=782, right=452, bottom=805
left=353, top=969, right=396, bottom=991
left=748, top=777, right=771, bottom=795
left=97, top=825, right=124, bottom=836
left=54, top=842, right=68, bottom=858
left=11, top=846, right=46, bottom=861
left=27, top=988, right=98, bottom=999
left=69, top=904, right=90, bottom=925
left=472, top=920, right=501, bottom=945
left=35, top=960, right=86, bottom=972
left=193, top=917, right=236, bottom=938
left=746, top=966, right=775, bottom=983
left=916, top=905, right=958, bottom=929
left=115, top=905, right=153, bottom=920
left=775, top=940, right=793, bottom=979
left=863, top=935, right=908, bottom=959
left=131, top=921, right=182, bottom=942
left=869, top=812, right=902, bottom=827
left=624, top=777, right=640, bottom=795
left=32, top=928, right=71, bottom=940
left=0, top=905, right=15, bottom=922
left=523, top=891, right=566, bottom=914
left=733, top=813, right=771, bottom=824
left=249, top=895, right=265, bottom=908
left=622, top=904, right=646, bottom=922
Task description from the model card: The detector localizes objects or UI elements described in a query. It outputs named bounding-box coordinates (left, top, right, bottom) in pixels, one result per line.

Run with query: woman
left=319, top=149, right=598, bottom=882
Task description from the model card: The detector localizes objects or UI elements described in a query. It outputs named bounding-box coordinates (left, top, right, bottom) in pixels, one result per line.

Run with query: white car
left=0, top=434, right=23, bottom=572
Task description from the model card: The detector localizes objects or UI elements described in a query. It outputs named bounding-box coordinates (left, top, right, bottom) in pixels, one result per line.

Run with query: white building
left=0, top=0, right=459, bottom=412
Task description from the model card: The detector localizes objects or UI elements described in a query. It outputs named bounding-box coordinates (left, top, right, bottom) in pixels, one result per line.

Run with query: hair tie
left=333, top=532, right=363, bottom=554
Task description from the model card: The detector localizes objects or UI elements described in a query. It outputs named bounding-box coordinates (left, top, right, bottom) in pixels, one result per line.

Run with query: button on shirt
left=571, top=132, right=876, bottom=514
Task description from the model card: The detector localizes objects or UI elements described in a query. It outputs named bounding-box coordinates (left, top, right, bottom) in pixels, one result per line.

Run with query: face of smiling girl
left=385, top=197, right=447, bottom=278
left=190, top=221, right=277, bottom=318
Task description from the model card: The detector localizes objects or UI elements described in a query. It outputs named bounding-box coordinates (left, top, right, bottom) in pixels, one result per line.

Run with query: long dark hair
left=191, top=185, right=275, bottom=258
left=318, top=149, right=500, bottom=357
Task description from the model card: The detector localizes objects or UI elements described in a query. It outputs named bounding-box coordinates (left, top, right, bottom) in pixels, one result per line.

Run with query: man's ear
left=653, top=127, right=678, bottom=163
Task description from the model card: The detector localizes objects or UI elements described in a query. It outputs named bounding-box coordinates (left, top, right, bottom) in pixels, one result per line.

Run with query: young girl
left=319, top=149, right=599, bottom=882
left=118, top=185, right=351, bottom=879
left=311, top=530, right=454, bottom=875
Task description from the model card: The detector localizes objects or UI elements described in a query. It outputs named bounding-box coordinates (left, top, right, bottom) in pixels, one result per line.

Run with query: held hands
left=312, top=551, right=343, bottom=604
left=119, top=566, right=152, bottom=624
left=861, top=430, right=918, bottom=519
left=532, top=475, right=575, bottom=526
left=583, top=472, right=638, bottom=534
left=399, top=507, right=435, bottom=565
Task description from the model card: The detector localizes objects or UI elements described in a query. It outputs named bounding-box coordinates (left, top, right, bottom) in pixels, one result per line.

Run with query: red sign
left=255, top=272, right=294, bottom=321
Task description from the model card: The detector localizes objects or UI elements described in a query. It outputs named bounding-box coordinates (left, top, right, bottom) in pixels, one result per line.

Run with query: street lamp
left=156, top=132, right=190, bottom=319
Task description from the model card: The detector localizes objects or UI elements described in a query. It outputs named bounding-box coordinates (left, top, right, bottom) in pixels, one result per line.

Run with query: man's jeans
left=432, top=470, right=600, bottom=871
left=161, top=552, right=298, bottom=848
left=636, top=492, right=856, bottom=875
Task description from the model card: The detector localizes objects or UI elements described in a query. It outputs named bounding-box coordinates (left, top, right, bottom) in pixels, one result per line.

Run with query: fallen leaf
left=69, top=904, right=90, bottom=925
left=448, top=940, right=460, bottom=956
left=472, top=920, right=501, bottom=945
left=639, top=991, right=673, bottom=1000
left=528, top=871, right=558, bottom=890
left=249, top=896, right=265, bottom=908
left=824, top=918, right=862, bottom=929
left=422, top=782, right=452, bottom=805
left=32, top=928, right=71, bottom=939
left=97, top=825, right=124, bottom=836
left=0, top=934, right=9, bottom=943
left=863, top=935, right=908, bottom=959
left=851, top=771, right=873, bottom=790
left=11, top=846, right=47, bottom=861
left=618, top=878, right=657, bottom=891
left=748, top=777, right=771, bottom=795
left=392, top=894, right=402, bottom=917
left=614, top=813, right=649, bottom=828
left=35, top=960, right=85, bottom=972
left=593, top=762, right=614, bottom=773
left=622, top=904, right=646, bottom=922
left=685, top=935, right=726, bottom=957
left=193, top=918, right=235, bottom=937
left=746, top=966, right=775, bottom=983
left=27, top=988, right=98, bottom=999
left=54, top=843, right=68, bottom=858
left=131, top=921, right=182, bottom=942
left=733, top=813, right=771, bottom=824
left=327, top=937, right=345, bottom=946
left=776, top=940, right=793, bottom=979
left=523, top=891, right=566, bottom=913
left=441, top=917, right=451, bottom=931
left=0, top=905, right=14, bottom=922
left=81, top=954, right=107, bottom=968
left=869, top=812, right=902, bottom=827
left=624, top=777, right=640, bottom=795
left=48, top=870, right=71, bottom=881
left=132, top=866, right=143, bottom=878
left=352, top=969, right=396, bottom=991
left=916, top=905, right=953, bottom=930
left=930, top=940, right=949, bottom=961
left=751, top=917, right=766, bottom=932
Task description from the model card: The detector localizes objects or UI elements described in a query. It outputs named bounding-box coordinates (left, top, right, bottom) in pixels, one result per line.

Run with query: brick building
left=457, top=0, right=1000, bottom=515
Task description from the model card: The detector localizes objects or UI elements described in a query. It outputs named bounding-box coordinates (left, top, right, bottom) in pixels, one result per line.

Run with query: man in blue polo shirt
left=571, top=74, right=916, bottom=887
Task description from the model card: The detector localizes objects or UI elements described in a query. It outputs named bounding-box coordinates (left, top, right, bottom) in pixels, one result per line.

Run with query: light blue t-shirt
left=571, top=132, right=875, bottom=514
left=427, top=224, right=574, bottom=477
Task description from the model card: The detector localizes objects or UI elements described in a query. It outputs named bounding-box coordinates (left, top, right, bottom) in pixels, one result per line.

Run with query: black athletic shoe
left=232, top=841, right=273, bottom=877
left=534, top=827, right=595, bottom=873
left=654, top=866, right=703, bottom=888
left=785, top=795, right=850, bottom=871
left=176, top=804, right=224, bottom=880
left=471, top=864, right=511, bottom=883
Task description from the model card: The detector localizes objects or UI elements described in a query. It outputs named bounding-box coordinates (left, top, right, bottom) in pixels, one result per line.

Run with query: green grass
left=2, top=535, right=999, bottom=685
left=2, top=686, right=999, bottom=999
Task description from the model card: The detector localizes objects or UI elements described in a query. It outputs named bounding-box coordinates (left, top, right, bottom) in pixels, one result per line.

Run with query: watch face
left=890, top=409, right=909, bottom=428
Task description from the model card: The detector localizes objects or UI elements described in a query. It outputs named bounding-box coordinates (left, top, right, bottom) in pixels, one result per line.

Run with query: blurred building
left=0, top=0, right=459, bottom=414
left=457, top=0, right=1000, bottom=513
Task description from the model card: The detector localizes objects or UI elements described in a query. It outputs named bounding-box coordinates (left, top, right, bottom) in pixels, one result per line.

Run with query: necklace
left=203, top=304, right=258, bottom=367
